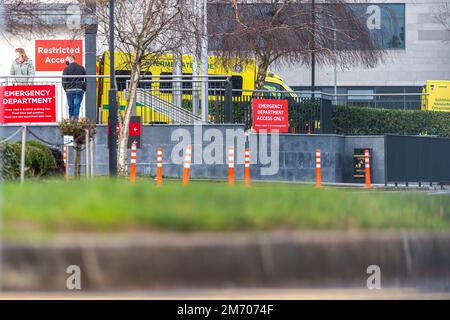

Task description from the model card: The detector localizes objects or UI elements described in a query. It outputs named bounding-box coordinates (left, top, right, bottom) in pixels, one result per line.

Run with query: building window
left=209, top=75, right=243, bottom=96
left=115, top=70, right=152, bottom=91
left=138, top=71, right=152, bottom=89
left=348, top=89, right=374, bottom=101
left=349, top=3, right=406, bottom=50
left=115, top=70, right=131, bottom=91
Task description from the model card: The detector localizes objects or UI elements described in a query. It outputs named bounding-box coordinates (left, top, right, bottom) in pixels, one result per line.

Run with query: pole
left=20, top=126, right=26, bottom=184
left=200, top=0, right=209, bottom=123
left=228, top=146, right=235, bottom=186
left=183, top=145, right=192, bottom=185
left=224, top=79, right=232, bottom=123
left=173, top=52, right=182, bottom=108
left=156, top=147, right=163, bottom=187
left=90, top=135, right=94, bottom=178
left=311, top=0, right=316, bottom=99
left=108, top=0, right=118, bottom=176
left=85, top=130, right=90, bottom=179
left=130, top=141, right=137, bottom=184
left=192, top=0, right=200, bottom=117
left=192, top=55, right=200, bottom=116
left=64, top=145, right=69, bottom=180
left=333, top=30, right=337, bottom=105
left=365, top=149, right=372, bottom=189
left=315, top=149, right=321, bottom=188
left=244, top=148, right=250, bottom=187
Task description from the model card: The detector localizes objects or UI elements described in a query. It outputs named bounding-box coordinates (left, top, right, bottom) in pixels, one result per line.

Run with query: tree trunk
left=74, top=144, right=81, bottom=178
left=255, top=60, right=269, bottom=92
left=117, top=63, right=141, bottom=176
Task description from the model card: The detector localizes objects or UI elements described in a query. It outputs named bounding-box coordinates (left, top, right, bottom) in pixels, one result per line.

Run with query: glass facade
left=349, top=3, right=406, bottom=50
left=208, top=3, right=406, bottom=51
left=291, top=86, right=423, bottom=110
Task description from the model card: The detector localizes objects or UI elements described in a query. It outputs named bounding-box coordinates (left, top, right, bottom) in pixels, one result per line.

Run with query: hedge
left=0, top=140, right=57, bottom=180
left=332, top=105, right=450, bottom=138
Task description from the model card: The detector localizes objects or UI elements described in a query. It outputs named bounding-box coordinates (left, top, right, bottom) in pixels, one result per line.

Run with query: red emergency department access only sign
left=35, top=40, right=83, bottom=71
left=0, top=85, right=56, bottom=123
left=252, top=99, right=289, bottom=133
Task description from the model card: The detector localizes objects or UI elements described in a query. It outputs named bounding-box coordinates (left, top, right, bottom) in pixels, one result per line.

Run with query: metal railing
left=1, top=75, right=430, bottom=128
left=210, top=89, right=332, bottom=133
left=133, top=88, right=203, bottom=124
left=0, top=75, right=96, bottom=123
left=0, top=74, right=231, bottom=125
left=123, top=77, right=230, bottom=124
left=297, top=91, right=426, bottom=110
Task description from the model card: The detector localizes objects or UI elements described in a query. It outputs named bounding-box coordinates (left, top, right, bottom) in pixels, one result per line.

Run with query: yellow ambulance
left=421, top=80, right=450, bottom=112
left=96, top=52, right=296, bottom=123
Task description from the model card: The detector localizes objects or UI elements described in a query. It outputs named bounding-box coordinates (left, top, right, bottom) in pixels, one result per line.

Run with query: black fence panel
left=320, top=99, right=333, bottom=134
left=385, top=134, right=450, bottom=184
left=210, top=91, right=332, bottom=134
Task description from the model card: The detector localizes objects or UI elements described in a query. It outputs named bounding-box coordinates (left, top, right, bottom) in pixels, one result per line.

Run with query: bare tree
left=0, top=0, right=55, bottom=41
left=208, top=0, right=384, bottom=90
left=434, top=3, right=450, bottom=33
left=92, top=0, right=184, bottom=176
left=1, top=0, right=97, bottom=48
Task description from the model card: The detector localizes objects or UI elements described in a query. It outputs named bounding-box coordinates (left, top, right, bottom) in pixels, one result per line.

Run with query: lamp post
left=108, top=0, right=118, bottom=176
left=333, top=29, right=337, bottom=105
left=311, top=0, right=316, bottom=98
left=200, top=0, right=209, bottom=123
left=192, top=0, right=200, bottom=117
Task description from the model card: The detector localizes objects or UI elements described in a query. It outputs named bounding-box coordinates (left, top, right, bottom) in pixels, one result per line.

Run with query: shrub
left=25, top=141, right=57, bottom=175
left=48, top=147, right=65, bottom=176
left=332, top=106, right=450, bottom=137
left=0, top=140, right=56, bottom=180
left=0, top=143, right=22, bottom=180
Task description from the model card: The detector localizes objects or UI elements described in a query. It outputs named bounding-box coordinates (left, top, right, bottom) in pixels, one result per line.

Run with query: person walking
left=10, top=48, right=35, bottom=84
left=62, top=54, right=86, bottom=120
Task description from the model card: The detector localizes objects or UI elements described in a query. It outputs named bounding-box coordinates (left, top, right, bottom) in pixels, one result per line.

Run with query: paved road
left=1, top=288, right=450, bottom=300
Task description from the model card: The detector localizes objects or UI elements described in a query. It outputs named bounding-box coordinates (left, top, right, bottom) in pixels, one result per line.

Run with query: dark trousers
left=66, top=90, right=84, bottom=119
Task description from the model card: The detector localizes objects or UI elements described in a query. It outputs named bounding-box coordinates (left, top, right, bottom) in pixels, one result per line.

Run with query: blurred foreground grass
left=2, top=178, right=450, bottom=237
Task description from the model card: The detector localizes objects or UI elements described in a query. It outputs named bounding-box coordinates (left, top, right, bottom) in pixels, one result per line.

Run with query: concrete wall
left=0, top=125, right=388, bottom=183
left=275, top=0, right=450, bottom=88
left=252, top=134, right=345, bottom=183
left=4, top=231, right=450, bottom=291
left=1, top=125, right=346, bottom=182
left=344, top=136, right=386, bottom=184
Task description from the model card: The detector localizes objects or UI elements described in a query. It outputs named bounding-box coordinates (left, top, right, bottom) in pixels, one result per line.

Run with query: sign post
left=20, top=126, right=26, bottom=184
left=252, top=99, right=289, bottom=133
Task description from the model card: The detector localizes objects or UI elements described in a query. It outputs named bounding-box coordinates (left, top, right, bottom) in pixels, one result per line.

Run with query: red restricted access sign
left=35, top=39, right=83, bottom=71
left=252, top=98, right=289, bottom=133
left=0, top=85, right=56, bottom=123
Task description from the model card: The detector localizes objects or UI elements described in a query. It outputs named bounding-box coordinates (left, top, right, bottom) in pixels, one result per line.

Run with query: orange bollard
left=182, top=145, right=192, bottom=185
left=63, top=145, right=68, bottom=180
left=364, top=149, right=372, bottom=189
left=228, top=146, right=235, bottom=186
left=244, top=148, right=250, bottom=187
left=130, top=141, right=137, bottom=184
left=156, top=147, right=163, bottom=187
left=315, top=149, right=322, bottom=188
